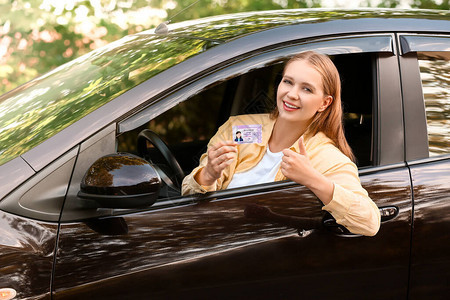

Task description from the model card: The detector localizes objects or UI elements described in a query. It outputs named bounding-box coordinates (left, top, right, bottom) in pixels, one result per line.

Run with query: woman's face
left=276, top=59, right=332, bottom=125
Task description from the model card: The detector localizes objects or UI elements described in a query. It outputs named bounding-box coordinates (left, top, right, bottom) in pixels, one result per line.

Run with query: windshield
left=0, top=34, right=211, bottom=166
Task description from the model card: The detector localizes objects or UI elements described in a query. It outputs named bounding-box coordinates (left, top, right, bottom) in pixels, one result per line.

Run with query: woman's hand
left=281, top=137, right=334, bottom=205
left=281, top=137, right=313, bottom=185
left=195, top=141, right=237, bottom=186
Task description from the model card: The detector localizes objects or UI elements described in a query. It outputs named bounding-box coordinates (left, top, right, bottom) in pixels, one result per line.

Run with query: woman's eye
left=283, top=79, right=292, bottom=85
left=303, top=87, right=312, bottom=93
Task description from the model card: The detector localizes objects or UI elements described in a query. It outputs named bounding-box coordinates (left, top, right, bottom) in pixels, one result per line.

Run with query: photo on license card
left=232, top=125, right=262, bottom=144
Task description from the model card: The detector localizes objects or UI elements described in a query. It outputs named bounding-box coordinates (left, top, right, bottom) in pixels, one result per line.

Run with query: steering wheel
left=137, top=129, right=184, bottom=191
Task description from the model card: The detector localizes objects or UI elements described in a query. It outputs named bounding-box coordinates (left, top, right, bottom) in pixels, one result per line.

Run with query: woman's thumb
left=298, top=136, right=307, bottom=156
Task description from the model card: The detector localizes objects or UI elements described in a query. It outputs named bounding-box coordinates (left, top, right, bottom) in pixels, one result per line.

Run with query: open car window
left=52, top=34, right=394, bottom=221
left=117, top=51, right=378, bottom=200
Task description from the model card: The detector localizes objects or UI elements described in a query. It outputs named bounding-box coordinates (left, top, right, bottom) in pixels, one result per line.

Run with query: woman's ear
left=318, top=95, right=333, bottom=112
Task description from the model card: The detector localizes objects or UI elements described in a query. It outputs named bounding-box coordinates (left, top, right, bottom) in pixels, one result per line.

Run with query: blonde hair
left=272, top=51, right=355, bottom=162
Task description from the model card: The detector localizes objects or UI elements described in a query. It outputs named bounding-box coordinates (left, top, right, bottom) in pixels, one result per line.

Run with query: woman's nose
left=287, top=86, right=299, bottom=99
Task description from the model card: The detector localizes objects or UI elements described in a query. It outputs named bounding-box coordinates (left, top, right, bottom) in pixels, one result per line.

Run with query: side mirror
left=78, top=153, right=161, bottom=209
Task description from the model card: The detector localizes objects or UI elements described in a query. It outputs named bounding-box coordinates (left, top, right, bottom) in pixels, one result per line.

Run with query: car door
left=52, top=34, right=413, bottom=299
left=0, top=149, right=78, bottom=299
left=398, top=34, right=450, bottom=299
left=0, top=212, right=58, bottom=300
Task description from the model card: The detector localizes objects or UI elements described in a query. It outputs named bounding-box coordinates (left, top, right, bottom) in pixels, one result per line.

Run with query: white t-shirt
left=227, top=146, right=283, bottom=189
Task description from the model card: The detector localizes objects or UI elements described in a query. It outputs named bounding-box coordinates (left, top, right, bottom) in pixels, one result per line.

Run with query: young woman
left=182, top=51, right=380, bottom=236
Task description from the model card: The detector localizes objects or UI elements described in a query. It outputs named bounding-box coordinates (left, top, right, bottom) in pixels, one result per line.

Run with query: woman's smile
left=283, top=101, right=300, bottom=111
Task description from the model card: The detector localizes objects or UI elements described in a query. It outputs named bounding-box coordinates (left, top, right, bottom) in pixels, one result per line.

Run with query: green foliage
left=164, top=0, right=316, bottom=21
left=412, top=0, right=449, bottom=9
left=0, top=0, right=163, bottom=94
left=376, top=0, right=402, bottom=8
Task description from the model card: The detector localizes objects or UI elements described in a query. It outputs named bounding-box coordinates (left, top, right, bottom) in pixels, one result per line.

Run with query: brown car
left=0, top=8, right=449, bottom=299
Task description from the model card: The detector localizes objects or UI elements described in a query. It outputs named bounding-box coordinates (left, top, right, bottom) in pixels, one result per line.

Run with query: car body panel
left=408, top=158, right=450, bottom=299
left=0, top=157, right=35, bottom=200
left=398, top=33, right=450, bottom=298
left=376, top=53, right=405, bottom=165
left=0, top=210, right=57, bottom=299
left=0, top=147, right=78, bottom=221
left=142, top=9, right=450, bottom=42
left=53, top=166, right=412, bottom=299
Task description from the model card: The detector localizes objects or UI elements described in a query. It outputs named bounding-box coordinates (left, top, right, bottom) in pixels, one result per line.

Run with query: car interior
left=117, top=53, right=375, bottom=197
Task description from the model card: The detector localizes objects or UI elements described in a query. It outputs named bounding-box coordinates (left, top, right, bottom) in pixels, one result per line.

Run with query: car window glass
left=418, top=52, right=450, bottom=156
left=117, top=82, right=227, bottom=174
left=118, top=53, right=375, bottom=199
left=0, top=34, right=216, bottom=167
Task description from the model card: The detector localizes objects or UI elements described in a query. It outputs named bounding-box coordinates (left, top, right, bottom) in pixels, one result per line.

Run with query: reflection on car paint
left=0, top=211, right=57, bottom=299
left=0, top=35, right=209, bottom=166
left=419, top=56, right=450, bottom=156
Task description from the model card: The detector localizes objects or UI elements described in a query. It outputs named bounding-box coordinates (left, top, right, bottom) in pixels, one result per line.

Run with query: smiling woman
left=182, top=51, right=380, bottom=236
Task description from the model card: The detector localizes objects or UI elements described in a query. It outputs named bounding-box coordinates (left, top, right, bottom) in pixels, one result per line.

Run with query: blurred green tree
left=411, top=0, right=449, bottom=9
left=0, top=0, right=169, bottom=94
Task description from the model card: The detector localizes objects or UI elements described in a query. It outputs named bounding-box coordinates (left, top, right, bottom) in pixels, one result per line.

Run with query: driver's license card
left=232, top=125, right=262, bottom=144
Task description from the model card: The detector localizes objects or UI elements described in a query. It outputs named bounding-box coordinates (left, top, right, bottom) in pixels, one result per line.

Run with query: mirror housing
left=78, top=153, right=161, bottom=208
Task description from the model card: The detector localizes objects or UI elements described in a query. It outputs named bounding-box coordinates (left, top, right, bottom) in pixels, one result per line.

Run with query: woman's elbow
left=366, top=207, right=381, bottom=236
left=354, top=207, right=381, bottom=237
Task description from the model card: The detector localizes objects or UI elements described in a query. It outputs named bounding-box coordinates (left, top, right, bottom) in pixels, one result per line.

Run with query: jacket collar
left=258, top=114, right=310, bottom=154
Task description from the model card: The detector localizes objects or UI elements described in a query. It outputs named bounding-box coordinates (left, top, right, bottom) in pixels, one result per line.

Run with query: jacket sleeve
left=307, top=136, right=381, bottom=236
left=322, top=160, right=381, bottom=236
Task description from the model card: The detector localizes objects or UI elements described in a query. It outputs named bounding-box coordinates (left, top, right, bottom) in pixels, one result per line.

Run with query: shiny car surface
left=0, top=8, right=449, bottom=299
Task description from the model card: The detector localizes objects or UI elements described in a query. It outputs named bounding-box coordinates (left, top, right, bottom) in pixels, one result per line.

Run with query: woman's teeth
left=284, top=102, right=299, bottom=109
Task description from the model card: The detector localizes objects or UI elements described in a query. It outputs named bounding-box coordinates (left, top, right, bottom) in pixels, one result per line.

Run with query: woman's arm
left=281, top=137, right=335, bottom=205
left=281, top=136, right=380, bottom=236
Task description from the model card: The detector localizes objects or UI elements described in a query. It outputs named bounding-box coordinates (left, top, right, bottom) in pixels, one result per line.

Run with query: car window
left=118, top=52, right=376, bottom=199
left=0, top=34, right=218, bottom=167
left=117, top=80, right=228, bottom=174
left=418, top=52, right=450, bottom=156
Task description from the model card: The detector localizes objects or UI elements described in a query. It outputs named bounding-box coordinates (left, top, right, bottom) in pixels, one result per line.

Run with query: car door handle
left=379, top=206, right=399, bottom=222
left=322, top=213, right=361, bottom=237
left=322, top=206, right=399, bottom=237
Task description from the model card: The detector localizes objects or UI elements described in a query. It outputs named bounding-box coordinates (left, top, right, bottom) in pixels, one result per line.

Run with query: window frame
left=118, top=34, right=394, bottom=133
left=398, top=33, right=450, bottom=162
left=116, top=34, right=400, bottom=192
left=118, top=33, right=399, bottom=169
left=61, top=33, right=402, bottom=221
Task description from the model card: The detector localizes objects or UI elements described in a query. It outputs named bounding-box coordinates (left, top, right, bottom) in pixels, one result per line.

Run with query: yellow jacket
left=182, top=114, right=380, bottom=236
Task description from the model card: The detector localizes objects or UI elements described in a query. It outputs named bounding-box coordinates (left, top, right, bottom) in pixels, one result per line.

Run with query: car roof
left=0, top=8, right=449, bottom=169
left=141, top=8, right=450, bottom=42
